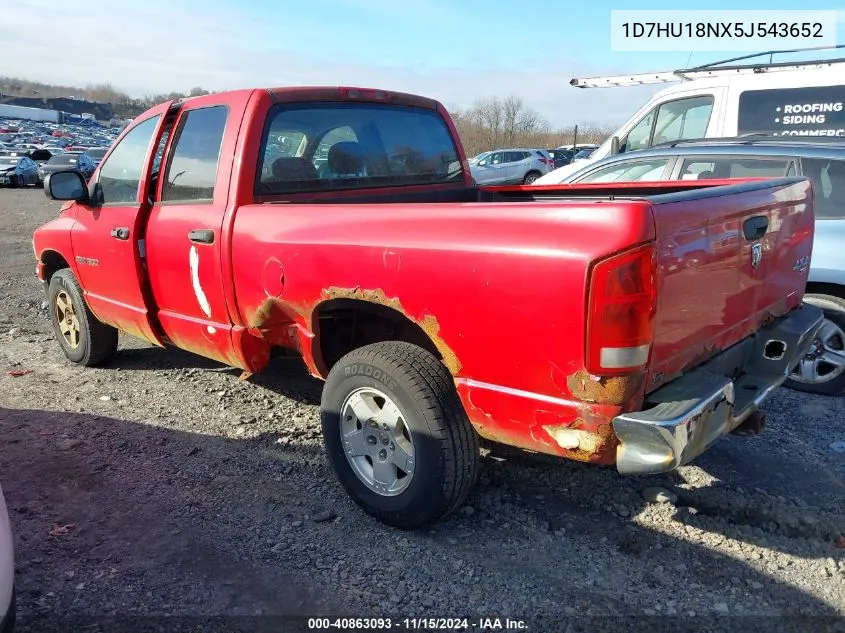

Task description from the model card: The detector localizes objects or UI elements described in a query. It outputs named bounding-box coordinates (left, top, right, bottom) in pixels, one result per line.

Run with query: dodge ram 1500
left=32, top=86, right=824, bottom=528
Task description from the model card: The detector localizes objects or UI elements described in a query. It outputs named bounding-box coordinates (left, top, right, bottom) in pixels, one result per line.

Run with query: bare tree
left=447, top=94, right=608, bottom=157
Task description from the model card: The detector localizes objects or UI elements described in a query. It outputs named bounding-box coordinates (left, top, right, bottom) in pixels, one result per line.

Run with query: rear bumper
left=613, top=303, right=825, bottom=475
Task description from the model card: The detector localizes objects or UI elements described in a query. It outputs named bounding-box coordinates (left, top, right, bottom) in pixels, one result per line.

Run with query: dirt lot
left=0, top=188, right=844, bottom=631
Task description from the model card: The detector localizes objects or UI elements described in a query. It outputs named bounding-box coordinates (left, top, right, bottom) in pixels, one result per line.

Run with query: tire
left=523, top=171, right=541, bottom=185
left=321, top=341, right=480, bottom=529
left=784, top=293, right=845, bottom=396
left=48, top=269, right=118, bottom=366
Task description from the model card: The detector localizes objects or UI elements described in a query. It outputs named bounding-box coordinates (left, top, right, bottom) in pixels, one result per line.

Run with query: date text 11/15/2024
left=307, top=617, right=529, bottom=630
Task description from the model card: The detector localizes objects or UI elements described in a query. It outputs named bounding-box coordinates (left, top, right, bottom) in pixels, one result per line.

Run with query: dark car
left=572, top=147, right=596, bottom=161
left=83, top=147, right=108, bottom=168
left=547, top=148, right=575, bottom=169
left=38, top=153, right=96, bottom=184
left=0, top=154, right=39, bottom=187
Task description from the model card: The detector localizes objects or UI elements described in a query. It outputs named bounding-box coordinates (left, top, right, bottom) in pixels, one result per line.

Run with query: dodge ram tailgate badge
left=751, top=243, right=763, bottom=268
left=792, top=255, right=809, bottom=272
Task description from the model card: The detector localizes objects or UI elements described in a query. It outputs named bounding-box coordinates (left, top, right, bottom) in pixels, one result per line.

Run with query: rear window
left=48, top=155, right=77, bottom=165
left=801, top=158, right=845, bottom=219
left=738, top=86, right=845, bottom=138
left=255, top=103, right=462, bottom=195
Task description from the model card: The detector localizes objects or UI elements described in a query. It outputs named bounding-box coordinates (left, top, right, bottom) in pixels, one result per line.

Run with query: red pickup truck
left=32, top=87, right=823, bottom=528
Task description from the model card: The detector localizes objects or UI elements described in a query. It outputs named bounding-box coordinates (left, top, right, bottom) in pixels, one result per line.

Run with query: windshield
left=0, top=157, right=21, bottom=166
left=85, top=148, right=108, bottom=159
left=256, top=102, right=463, bottom=195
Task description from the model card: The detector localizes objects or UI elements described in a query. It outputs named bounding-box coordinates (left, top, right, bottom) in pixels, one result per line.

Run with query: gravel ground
left=0, top=188, right=844, bottom=632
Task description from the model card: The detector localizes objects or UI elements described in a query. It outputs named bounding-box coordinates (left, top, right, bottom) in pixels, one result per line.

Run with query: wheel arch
left=312, top=298, right=445, bottom=377
left=39, top=249, right=71, bottom=286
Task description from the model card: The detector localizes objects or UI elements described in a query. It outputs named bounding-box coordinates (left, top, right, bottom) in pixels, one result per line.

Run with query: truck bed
left=239, top=176, right=813, bottom=403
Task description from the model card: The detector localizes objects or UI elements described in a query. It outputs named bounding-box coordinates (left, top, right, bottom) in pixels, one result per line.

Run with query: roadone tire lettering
left=345, top=363, right=397, bottom=390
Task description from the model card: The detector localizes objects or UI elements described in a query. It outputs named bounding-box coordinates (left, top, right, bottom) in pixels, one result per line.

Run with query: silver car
left=470, top=148, right=553, bottom=185
left=0, top=484, right=13, bottom=633
left=541, top=137, right=845, bottom=395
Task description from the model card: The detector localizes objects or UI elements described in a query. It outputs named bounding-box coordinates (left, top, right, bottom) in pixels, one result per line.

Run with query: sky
left=2, top=0, right=845, bottom=128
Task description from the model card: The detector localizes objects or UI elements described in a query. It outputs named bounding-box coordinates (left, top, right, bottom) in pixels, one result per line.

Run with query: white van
left=536, top=47, right=845, bottom=184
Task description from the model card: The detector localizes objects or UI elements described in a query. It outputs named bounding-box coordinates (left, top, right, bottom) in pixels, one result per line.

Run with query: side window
left=479, top=152, right=503, bottom=166
left=651, top=96, right=714, bottom=146
left=621, top=109, right=656, bottom=153
left=576, top=158, right=671, bottom=183
left=679, top=160, right=717, bottom=179
left=680, top=157, right=790, bottom=179
left=727, top=158, right=791, bottom=178
left=97, top=115, right=160, bottom=205
left=801, top=158, right=845, bottom=219
left=505, top=151, right=523, bottom=163
left=161, top=106, right=228, bottom=203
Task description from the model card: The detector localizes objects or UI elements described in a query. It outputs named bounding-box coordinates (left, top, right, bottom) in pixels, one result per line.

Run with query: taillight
left=586, top=242, right=657, bottom=375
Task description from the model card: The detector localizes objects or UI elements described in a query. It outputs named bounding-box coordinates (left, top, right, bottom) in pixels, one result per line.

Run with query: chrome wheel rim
left=340, top=387, right=415, bottom=496
left=790, top=317, right=845, bottom=384
left=55, top=290, right=81, bottom=349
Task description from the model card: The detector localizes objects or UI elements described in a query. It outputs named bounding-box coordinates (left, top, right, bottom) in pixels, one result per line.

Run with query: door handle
left=742, top=216, right=768, bottom=241
left=110, top=227, right=130, bottom=240
left=188, top=229, right=215, bottom=244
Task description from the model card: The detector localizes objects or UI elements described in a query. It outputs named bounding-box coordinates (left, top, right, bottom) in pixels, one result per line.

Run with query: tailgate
left=646, top=177, right=814, bottom=390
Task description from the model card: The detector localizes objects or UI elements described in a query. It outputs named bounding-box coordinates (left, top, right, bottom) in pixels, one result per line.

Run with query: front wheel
left=785, top=293, right=845, bottom=395
left=48, top=269, right=118, bottom=366
left=321, top=341, right=480, bottom=529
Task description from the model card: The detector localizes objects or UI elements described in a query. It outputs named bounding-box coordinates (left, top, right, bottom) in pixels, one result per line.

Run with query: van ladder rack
left=570, top=44, right=845, bottom=88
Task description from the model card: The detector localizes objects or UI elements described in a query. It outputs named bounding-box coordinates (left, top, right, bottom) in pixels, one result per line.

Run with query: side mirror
left=44, top=170, right=90, bottom=203
left=610, top=136, right=621, bottom=156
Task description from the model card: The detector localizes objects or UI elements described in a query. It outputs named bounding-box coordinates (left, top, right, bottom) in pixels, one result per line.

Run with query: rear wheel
left=523, top=171, right=541, bottom=185
left=320, top=341, right=480, bottom=529
left=785, top=293, right=845, bottom=396
left=48, top=269, right=118, bottom=366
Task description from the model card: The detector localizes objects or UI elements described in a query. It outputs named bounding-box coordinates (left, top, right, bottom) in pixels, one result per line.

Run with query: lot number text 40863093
left=307, top=617, right=529, bottom=630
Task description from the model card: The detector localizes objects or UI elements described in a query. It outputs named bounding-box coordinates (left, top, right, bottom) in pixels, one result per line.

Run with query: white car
left=0, top=484, right=13, bottom=633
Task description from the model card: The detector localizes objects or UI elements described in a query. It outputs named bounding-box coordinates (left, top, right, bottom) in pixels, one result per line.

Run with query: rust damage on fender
left=320, top=286, right=462, bottom=375
left=566, top=369, right=645, bottom=406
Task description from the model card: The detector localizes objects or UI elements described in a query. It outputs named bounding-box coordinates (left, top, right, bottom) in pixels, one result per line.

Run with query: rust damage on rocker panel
left=538, top=419, right=618, bottom=464
left=319, top=286, right=462, bottom=375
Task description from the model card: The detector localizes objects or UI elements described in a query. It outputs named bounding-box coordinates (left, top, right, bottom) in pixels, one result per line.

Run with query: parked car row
left=469, top=148, right=554, bottom=185
left=0, top=117, right=118, bottom=188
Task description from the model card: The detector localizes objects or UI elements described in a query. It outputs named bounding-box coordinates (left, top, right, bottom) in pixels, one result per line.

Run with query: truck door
left=69, top=103, right=173, bottom=345
left=143, top=95, right=246, bottom=367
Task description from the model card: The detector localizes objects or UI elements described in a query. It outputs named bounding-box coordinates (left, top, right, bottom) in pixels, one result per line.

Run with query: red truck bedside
left=32, top=86, right=824, bottom=528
